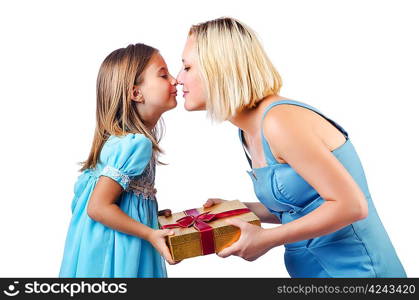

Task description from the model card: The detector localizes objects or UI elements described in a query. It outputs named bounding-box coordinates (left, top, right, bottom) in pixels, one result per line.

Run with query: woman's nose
left=176, top=71, right=183, bottom=85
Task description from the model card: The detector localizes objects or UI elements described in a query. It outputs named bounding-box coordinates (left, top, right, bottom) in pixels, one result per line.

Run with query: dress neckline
left=241, top=133, right=351, bottom=172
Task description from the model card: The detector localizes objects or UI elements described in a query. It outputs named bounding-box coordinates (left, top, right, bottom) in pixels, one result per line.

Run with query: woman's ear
left=131, top=86, right=144, bottom=103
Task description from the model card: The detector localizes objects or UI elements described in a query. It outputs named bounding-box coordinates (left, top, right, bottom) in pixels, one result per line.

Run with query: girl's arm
left=204, top=199, right=281, bottom=224
left=218, top=106, right=368, bottom=260
left=87, top=176, right=176, bottom=264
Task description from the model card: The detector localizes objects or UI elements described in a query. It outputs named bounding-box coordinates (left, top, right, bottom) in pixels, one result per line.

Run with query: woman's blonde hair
left=80, top=43, right=164, bottom=171
left=189, top=17, right=282, bottom=121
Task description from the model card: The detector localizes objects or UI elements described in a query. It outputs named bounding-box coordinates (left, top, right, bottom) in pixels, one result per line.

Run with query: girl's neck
left=143, top=118, right=158, bottom=131
left=140, top=110, right=163, bottom=131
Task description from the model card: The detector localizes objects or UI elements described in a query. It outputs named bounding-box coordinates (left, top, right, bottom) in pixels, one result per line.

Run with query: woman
left=176, top=17, right=406, bottom=277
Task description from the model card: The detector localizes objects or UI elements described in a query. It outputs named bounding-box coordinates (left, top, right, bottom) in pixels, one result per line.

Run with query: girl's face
left=177, top=35, right=207, bottom=111
left=135, top=53, right=178, bottom=121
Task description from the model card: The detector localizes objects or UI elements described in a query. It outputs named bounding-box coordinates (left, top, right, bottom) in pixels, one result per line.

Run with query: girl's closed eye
left=183, top=66, right=190, bottom=72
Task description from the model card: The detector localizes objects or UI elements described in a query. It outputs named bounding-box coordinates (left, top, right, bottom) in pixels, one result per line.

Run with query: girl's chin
left=160, top=99, right=177, bottom=114
left=167, top=99, right=178, bottom=110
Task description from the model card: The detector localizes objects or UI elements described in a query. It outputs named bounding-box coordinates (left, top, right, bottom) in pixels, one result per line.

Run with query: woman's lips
left=183, top=91, right=189, bottom=97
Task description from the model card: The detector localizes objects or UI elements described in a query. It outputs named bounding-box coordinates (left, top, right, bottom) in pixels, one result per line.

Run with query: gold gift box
left=158, top=200, right=261, bottom=261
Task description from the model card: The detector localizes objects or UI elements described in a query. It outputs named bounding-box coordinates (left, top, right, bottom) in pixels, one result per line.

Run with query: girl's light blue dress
left=59, top=133, right=167, bottom=278
left=239, top=99, right=406, bottom=278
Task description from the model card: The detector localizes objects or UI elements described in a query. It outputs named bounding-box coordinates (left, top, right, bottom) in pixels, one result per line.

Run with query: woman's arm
left=87, top=176, right=176, bottom=264
left=244, top=202, right=281, bottom=224
left=264, top=106, right=368, bottom=245
left=218, top=106, right=368, bottom=260
left=204, top=199, right=281, bottom=224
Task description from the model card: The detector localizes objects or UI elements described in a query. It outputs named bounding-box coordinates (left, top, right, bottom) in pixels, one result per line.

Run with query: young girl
left=59, top=43, right=178, bottom=278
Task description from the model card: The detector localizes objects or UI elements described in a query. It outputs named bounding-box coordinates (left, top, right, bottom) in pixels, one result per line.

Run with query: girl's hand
left=217, top=218, right=275, bottom=261
left=203, top=198, right=228, bottom=208
left=147, top=229, right=179, bottom=265
left=158, top=209, right=172, bottom=217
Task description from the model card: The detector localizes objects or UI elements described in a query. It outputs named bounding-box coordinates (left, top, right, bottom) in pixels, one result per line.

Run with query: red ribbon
left=162, top=208, right=251, bottom=255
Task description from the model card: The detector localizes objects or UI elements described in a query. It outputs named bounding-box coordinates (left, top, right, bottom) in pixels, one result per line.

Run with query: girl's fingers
left=160, top=244, right=176, bottom=264
left=169, top=259, right=183, bottom=265
left=158, top=209, right=172, bottom=217
left=162, top=229, right=175, bottom=237
left=156, top=230, right=176, bottom=264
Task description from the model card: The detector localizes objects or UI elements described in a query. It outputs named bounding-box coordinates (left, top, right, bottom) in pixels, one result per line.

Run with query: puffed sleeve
left=98, top=133, right=153, bottom=190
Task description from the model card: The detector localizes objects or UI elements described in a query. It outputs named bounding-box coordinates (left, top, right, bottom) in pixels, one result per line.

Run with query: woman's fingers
left=217, top=218, right=248, bottom=258
left=204, top=198, right=224, bottom=208
left=225, top=217, right=248, bottom=229
left=217, top=243, right=240, bottom=258
left=203, top=199, right=215, bottom=207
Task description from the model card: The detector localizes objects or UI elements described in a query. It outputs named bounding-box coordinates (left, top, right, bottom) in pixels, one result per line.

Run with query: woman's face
left=177, top=35, right=207, bottom=111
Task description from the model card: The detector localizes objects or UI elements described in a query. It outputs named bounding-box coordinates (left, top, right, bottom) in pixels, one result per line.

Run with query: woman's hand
left=217, top=218, right=276, bottom=261
left=203, top=198, right=228, bottom=208
left=204, top=198, right=281, bottom=224
left=146, top=229, right=179, bottom=265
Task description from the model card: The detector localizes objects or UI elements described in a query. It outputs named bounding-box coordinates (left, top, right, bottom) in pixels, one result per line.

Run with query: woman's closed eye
left=183, top=66, right=190, bottom=71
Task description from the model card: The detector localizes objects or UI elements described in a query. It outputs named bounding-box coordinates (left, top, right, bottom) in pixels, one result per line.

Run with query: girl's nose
left=169, top=75, right=177, bottom=86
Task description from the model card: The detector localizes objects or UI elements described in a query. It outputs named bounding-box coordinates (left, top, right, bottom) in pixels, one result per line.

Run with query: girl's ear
left=131, top=86, right=144, bottom=103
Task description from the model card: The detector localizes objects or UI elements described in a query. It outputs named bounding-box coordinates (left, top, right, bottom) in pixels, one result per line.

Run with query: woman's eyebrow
left=157, top=66, right=168, bottom=72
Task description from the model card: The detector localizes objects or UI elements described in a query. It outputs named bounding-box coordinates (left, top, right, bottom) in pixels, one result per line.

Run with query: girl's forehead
left=147, top=53, right=167, bottom=71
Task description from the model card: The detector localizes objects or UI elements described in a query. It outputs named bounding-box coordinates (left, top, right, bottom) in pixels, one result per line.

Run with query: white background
left=0, top=0, right=418, bottom=277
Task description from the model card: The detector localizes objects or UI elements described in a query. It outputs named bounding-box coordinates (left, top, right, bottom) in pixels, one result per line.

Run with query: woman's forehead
left=182, top=37, right=196, bottom=63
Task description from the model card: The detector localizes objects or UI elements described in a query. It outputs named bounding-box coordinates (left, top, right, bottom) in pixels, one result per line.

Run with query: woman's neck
left=229, top=108, right=260, bottom=136
left=229, top=94, right=285, bottom=136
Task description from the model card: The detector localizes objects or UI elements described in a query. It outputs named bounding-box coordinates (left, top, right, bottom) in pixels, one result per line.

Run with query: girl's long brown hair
left=80, top=43, right=164, bottom=171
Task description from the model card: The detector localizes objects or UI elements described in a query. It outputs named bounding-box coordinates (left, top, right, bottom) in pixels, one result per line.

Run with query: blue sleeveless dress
left=239, top=100, right=406, bottom=277
left=59, top=133, right=167, bottom=278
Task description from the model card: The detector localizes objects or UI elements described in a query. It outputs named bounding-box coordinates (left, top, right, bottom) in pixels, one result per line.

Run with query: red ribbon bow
left=162, top=208, right=251, bottom=255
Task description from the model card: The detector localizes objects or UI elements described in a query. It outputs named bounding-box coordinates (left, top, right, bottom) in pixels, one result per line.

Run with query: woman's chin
left=184, top=101, right=205, bottom=112
left=183, top=102, right=195, bottom=111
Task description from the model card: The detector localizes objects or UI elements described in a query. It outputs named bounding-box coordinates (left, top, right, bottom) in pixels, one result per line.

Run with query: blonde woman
left=177, top=17, right=406, bottom=277
left=59, top=43, right=178, bottom=278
